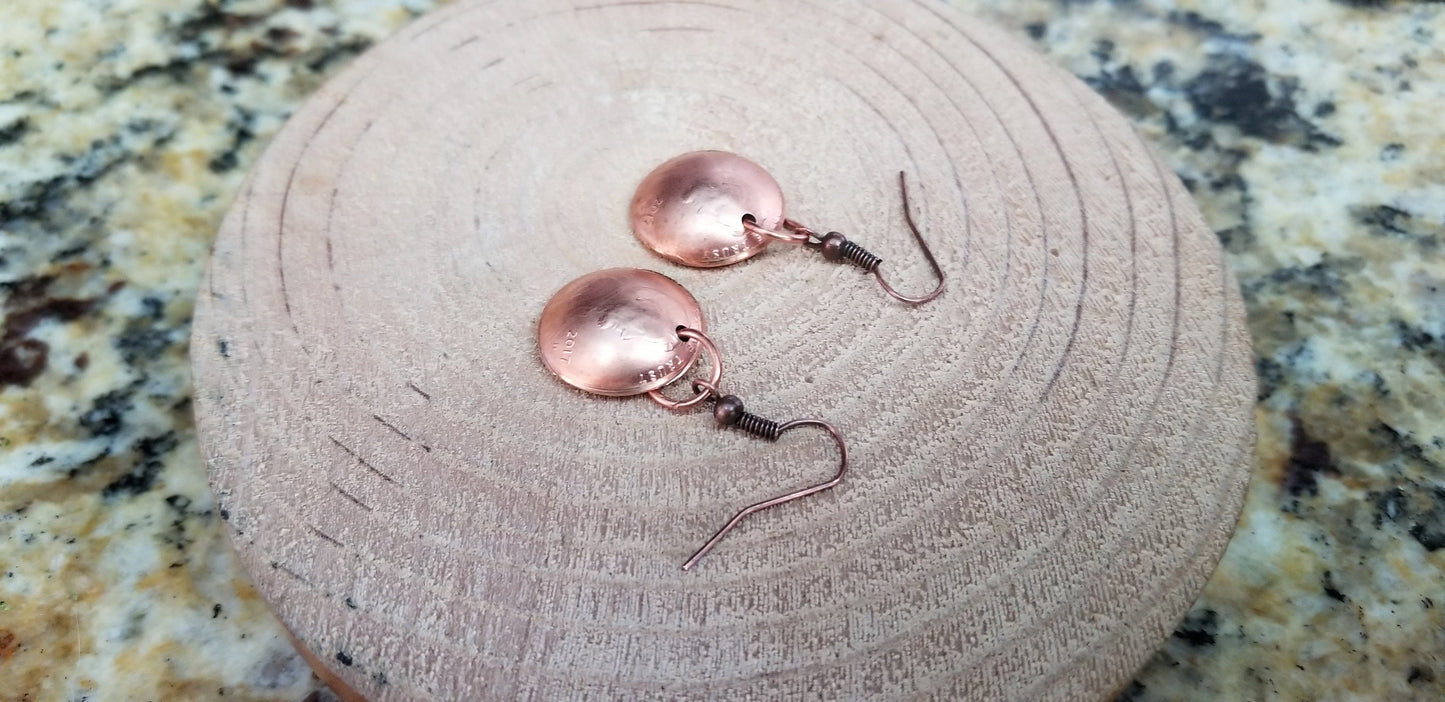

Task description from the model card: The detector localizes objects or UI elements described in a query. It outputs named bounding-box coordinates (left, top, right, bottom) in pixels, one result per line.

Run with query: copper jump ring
left=742, top=216, right=813, bottom=244
left=647, top=327, right=722, bottom=411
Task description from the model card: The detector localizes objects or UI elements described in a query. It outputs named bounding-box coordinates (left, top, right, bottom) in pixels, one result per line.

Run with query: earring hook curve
left=742, top=171, right=946, bottom=304
left=873, top=171, right=946, bottom=304
left=681, top=418, right=848, bottom=571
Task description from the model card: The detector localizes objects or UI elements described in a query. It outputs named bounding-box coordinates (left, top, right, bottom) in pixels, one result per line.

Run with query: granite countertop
left=1, top=0, right=1441, bottom=699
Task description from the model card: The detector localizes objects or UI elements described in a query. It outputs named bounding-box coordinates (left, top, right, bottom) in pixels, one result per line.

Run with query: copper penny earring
left=537, top=268, right=848, bottom=570
left=630, top=150, right=947, bottom=304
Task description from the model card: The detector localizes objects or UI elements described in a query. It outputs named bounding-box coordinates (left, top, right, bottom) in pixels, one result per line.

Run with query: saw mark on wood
left=309, top=525, right=345, bottom=548
left=374, top=414, right=431, bottom=452
left=373, top=414, right=412, bottom=441
left=329, top=435, right=397, bottom=484
left=271, top=561, right=311, bottom=585
left=330, top=481, right=373, bottom=512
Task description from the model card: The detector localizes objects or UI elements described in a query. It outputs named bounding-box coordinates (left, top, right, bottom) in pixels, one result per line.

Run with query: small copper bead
left=714, top=395, right=745, bottom=426
left=820, top=232, right=847, bottom=261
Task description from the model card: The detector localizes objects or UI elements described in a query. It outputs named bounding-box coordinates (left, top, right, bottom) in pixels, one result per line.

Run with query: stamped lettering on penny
left=554, top=330, right=578, bottom=363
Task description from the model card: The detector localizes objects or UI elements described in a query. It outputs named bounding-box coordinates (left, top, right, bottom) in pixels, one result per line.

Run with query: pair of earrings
left=537, top=151, right=946, bottom=570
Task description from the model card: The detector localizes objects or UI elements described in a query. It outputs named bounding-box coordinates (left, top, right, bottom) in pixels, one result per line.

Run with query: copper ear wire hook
left=647, top=328, right=849, bottom=571
left=877, top=171, right=947, bottom=304
left=680, top=413, right=848, bottom=572
left=742, top=171, right=947, bottom=305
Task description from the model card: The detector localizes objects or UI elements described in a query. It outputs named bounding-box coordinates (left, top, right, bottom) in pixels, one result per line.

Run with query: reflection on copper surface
left=630, top=151, right=784, bottom=267
left=537, top=268, right=705, bottom=396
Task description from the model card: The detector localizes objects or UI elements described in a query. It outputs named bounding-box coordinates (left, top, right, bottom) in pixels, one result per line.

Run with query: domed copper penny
left=537, top=268, right=706, bottom=396
left=630, top=151, right=786, bottom=267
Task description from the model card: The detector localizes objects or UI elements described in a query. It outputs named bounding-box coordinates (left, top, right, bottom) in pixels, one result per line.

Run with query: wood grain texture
left=189, top=0, right=1257, bottom=699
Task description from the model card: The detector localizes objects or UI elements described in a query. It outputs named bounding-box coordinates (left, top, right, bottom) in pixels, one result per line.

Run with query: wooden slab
left=190, top=0, right=1257, bottom=699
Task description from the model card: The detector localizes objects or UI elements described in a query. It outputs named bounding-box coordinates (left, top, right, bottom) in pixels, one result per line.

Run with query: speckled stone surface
left=1, top=1, right=1440, bottom=700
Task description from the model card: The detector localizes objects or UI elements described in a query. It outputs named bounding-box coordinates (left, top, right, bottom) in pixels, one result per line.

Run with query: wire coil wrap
left=837, top=238, right=883, bottom=272
left=819, top=231, right=883, bottom=273
left=732, top=411, right=783, bottom=440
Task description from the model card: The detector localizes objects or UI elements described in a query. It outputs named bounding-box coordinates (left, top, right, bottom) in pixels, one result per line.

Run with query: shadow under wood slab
left=189, top=0, right=1256, bottom=699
